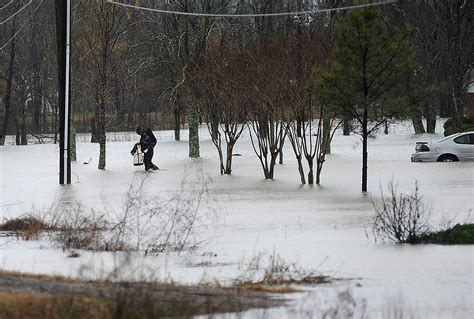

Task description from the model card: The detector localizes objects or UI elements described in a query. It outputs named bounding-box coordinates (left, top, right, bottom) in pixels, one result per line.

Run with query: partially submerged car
left=411, top=132, right=474, bottom=162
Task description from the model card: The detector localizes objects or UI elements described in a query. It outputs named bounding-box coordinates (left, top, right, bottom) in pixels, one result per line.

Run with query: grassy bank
left=0, top=271, right=283, bottom=319
left=415, top=224, right=474, bottom=245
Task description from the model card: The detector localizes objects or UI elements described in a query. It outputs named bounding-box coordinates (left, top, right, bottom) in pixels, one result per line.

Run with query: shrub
left=372, top=181, right=431, bottom=244
left=234, top=250, right=330, bottom=291
left=443, top=117, right=474, bottom=136
left=0, top=215, right=51, bottom=240
left=53, top=171, right=213, bottom=255
left=53, top=204, right=109, bottom=251
left=415, top=223, right=474, bottom=245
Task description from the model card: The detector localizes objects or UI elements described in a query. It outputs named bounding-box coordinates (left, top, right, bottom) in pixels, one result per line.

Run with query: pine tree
left=316, top=6, right=414, bottom=192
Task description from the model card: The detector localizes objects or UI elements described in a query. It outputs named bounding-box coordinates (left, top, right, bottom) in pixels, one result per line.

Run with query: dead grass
left=0, top=291, right=112, bottom=319
left=0, top=215, right=51, bottom=240
left=233, top=274, right=331, bottom=293
left=234, top=251, right=332, bottom=293
left=0, top=270, right=282, bottom=318
left=234, top=282, right=299, bottom=293
left=0, top=270, right=80, bottom=283
left=0, top=290, right=200, bottom=319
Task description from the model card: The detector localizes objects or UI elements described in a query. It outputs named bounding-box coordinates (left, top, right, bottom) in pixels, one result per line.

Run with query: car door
left=453, top=133, right=474, bottom=161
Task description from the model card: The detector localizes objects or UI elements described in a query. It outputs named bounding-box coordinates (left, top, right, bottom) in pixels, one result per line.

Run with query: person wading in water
left=131, top=126, right=159, bottom=171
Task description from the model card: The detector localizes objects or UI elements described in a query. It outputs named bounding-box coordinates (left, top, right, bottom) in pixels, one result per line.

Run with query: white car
left=411, top=131, right=474, bottom=162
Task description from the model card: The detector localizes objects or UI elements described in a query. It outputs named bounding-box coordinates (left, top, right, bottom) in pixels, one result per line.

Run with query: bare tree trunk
left=439, top=94, right=450, bottom=118
left=32, top=54, right=42, bottom=133
left=15, top=120, right=20, bottom=145
left=113, top=80, right=125, bottom=130
left=98, top=100, right=106, bottom=169
left=70, top=125, right=77, bottom=161
left=0, top=18, right=17, bottom=146
left=269, top=154, right=277, bottom=179
left=98, top=52, right=107, bottom=169
left=279, top=140, right=284, bottom=164
left=91, top=92, right=100, bottom=143
left=54, top=107, right=58, bottom=144
left=362, top=116, right=368, bottom=193
left=450, top=93, right=464, bottom=133
left=188, top=103, right=200, bottom=158
left=343, top=114, right=351, bottom=136
left=208, top=117, right=223, bottom=174
left=316, top=160, right=322, bottom=185
left=224, top=142, right=235, bottom=175
left=296, top=155, right=305, bottom=184
left=296, top=117, right=302, bottom=138
left=426, top=112, right=436, bottom=133
left=323, top=113, right=331, bottom=154
left=15, top=87, right=28, bottom=146
left=174, top=93, right=180, bottom=141
left=219, top=150, right=225, bottom=175
left=20, top=126, right=27, bottom=145
left=411, top=108, right=426, bottom=134
left=423, top=100, right=437, bottom=133
left=32, top=73, right=42, bottom=133
left=127, top=103, right=133, bottom=129
left=307, top=157, right=314, bottom=185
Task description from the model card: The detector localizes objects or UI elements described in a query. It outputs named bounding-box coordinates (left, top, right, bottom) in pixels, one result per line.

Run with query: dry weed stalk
left=372, top=181, right=431, bottom=244
left=51, top=169, right=214, bottom=255
left=236, top=250, right=330, bottom=290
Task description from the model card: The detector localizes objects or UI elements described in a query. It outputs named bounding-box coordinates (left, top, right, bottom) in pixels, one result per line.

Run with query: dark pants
left=144, top=147, right=154, bottom=169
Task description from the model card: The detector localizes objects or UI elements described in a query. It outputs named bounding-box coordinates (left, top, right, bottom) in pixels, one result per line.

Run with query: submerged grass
left=0, top=270, right=283, bottom=319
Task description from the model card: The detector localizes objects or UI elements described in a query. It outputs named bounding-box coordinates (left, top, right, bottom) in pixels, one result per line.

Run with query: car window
left=437, top=134, right=460, bottom=143
left=454, top=134, right=474, bottom=145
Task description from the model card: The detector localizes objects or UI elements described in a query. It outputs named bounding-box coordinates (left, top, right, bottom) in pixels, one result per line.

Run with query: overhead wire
left=106, top=0, right=397, bottom=18
left=0, top=0, right=32, bottom=25
left=0, top=0, right=44, bottom=51
left=0, top=1, right=15, bottom=11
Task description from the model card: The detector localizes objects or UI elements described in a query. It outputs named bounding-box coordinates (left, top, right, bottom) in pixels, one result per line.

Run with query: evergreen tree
left=316, top=6, right=414, bottom=192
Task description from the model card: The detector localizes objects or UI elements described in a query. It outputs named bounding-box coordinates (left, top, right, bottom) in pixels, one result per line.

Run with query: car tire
left=438, top=154, right=458, bottom=162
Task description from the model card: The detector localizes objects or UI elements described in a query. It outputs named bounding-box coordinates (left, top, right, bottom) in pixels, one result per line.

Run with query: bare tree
left=387, top=1, right=444, bottom=134
left=194, top=44, right=248, bottom=175
left=0, top=9, right=18, bottom=146
left=243, top=43, right=288, bottom=180
left=156, top=0, right=232, bottom=157
left=74, top=0, right=133, bottom=169
left=433, top=0, right=473, bottom=133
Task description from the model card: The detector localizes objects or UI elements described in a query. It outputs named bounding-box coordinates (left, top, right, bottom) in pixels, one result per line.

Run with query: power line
left=0, top=1, right=15, bottom=11
left=106, top=0, right=397, bottom=18
left=0, top=0, right=43, bottom=51
left=0, top=0, right=32, bottom=25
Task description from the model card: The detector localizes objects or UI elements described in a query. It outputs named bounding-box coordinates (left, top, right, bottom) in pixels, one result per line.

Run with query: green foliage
left=443, top=117, right=474, bottom=136
left=315, top=6, right=415, bottom=119
left=415, top=224, right=474, bottom=245
left=315, top=6, right=415, bottom=192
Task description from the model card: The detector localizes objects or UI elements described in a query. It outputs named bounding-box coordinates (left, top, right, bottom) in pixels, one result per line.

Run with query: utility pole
left=55, top=0, right=71, bottom=184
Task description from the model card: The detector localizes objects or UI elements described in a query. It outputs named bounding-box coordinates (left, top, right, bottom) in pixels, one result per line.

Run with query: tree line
left=1, top=0, right=473, bottom=191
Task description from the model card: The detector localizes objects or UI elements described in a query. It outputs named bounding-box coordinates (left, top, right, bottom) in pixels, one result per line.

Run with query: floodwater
left=1, top=122, right=473, bottom=318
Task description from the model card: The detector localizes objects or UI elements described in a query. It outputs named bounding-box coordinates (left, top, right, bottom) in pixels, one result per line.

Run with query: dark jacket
left=139, top=128, right=157, bottom=151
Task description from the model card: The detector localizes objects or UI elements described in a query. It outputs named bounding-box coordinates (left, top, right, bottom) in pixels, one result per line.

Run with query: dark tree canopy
left=316, top=6, right=414, bottom=192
